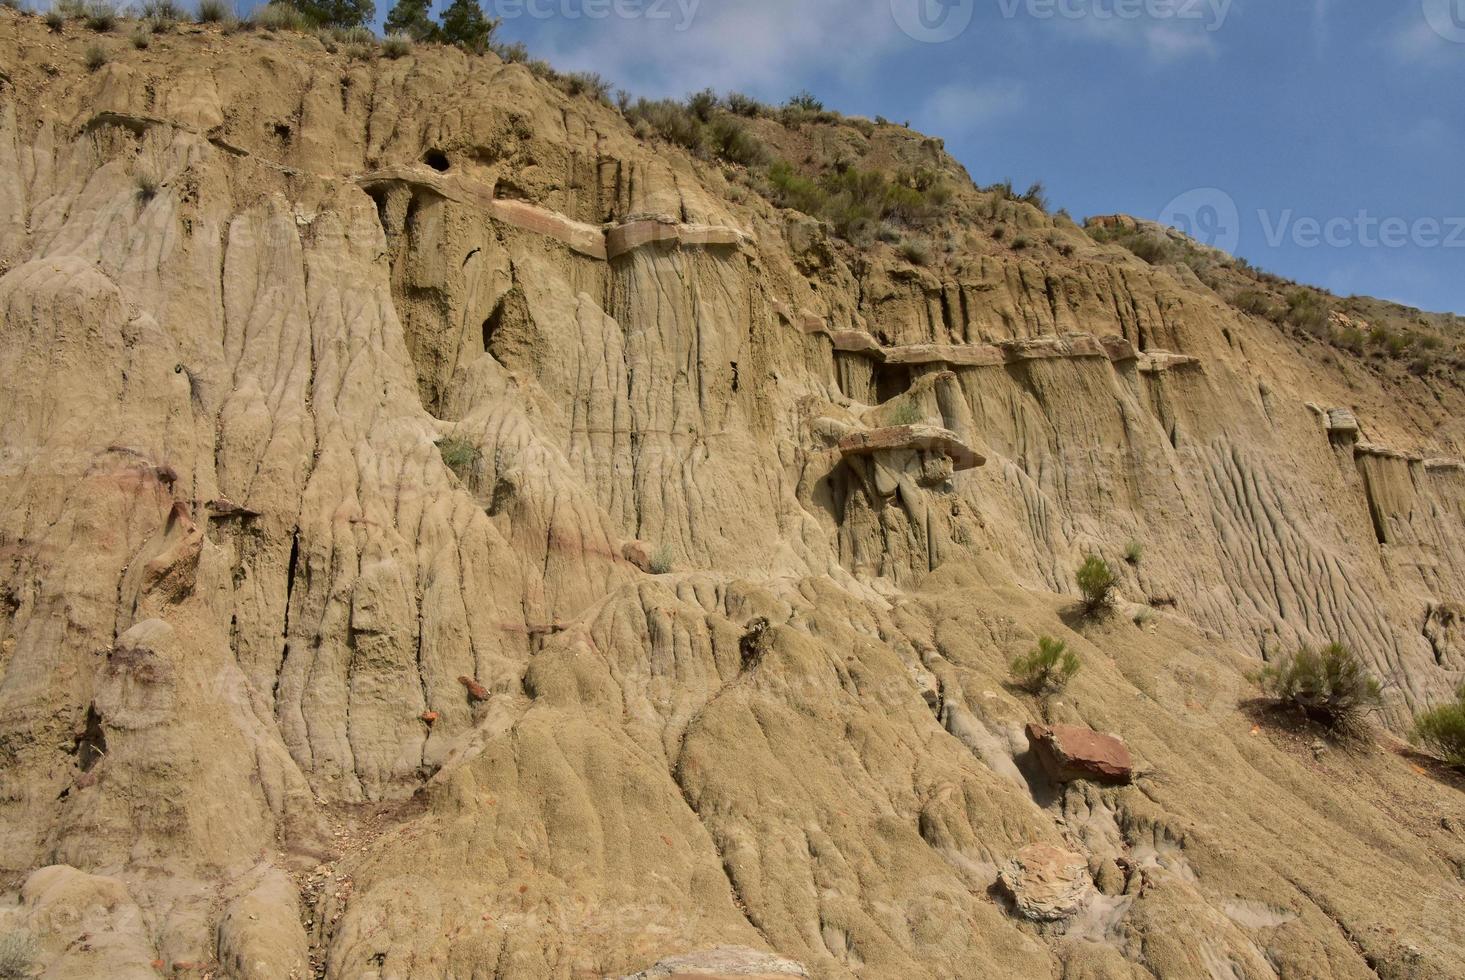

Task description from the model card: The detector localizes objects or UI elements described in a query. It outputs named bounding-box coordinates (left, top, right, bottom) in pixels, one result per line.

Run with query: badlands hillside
left=2, top=8, right=1465, bottom=979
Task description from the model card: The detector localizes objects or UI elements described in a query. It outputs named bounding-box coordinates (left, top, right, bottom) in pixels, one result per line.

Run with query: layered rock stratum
left=1, top=11, right=1464, bottom=979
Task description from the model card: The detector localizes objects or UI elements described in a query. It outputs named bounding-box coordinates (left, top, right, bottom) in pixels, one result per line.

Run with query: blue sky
left=380, top=0, right=1465, bottom=314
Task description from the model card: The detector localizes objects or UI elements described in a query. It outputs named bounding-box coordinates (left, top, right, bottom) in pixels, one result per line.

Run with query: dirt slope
left=0, top=11, right=1463, bottom=979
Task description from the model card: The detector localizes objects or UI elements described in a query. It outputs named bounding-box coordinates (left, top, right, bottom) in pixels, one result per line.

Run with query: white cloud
left=517, top=0, right=903, bottom=99
left=1050, top=13, right=1221, bottom=63
left=918, top=80, right=1027, bottom=134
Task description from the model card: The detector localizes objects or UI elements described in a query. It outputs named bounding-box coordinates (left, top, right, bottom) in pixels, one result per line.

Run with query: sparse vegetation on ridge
left=1011, top=636, right=1080, bottom=695
left=1413, top=685, right=1465, bottom=768
left=437, top=436, right=481, bottom=478
left=1076, top=554, right=1118, bottom=615
left=1254, top=642, right=1382, bottom=735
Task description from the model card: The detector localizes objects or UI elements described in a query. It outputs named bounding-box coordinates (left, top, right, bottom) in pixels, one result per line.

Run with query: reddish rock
left=1025, top=723, right=1133, bottom=784
left=457, top=676, right=489, bottom=702
left=420, top=711, right=439, bottom=724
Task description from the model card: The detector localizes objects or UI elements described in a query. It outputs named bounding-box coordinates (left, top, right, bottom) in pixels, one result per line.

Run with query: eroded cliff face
left=1, top=12, right=1464, bottom=979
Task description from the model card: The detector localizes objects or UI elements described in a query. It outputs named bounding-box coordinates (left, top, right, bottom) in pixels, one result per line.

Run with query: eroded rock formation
left=0, top=12, right=1463, bottom=979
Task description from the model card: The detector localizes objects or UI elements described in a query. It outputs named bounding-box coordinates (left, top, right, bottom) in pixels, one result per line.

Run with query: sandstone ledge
left=355, top=172, right=746, bottom=262
left=825, top=329, right=1195, bottom=374
left=837, top=424, right=984, bottom=472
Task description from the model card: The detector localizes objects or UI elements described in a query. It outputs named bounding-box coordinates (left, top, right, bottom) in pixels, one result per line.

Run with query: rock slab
left=997, top=844, right=1095, bottom=922
left=1026, top=723, right=1134, bottom=784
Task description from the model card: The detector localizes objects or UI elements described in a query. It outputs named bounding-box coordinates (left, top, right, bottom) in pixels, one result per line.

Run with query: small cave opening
left=730, top=361, right=740, bottom=393
left=422, top=148, right=450, bottom=172
left=365, top=185, right=391, bottom=238
left=874, top=363, right=914, bottom=405
left=272, top=121, right=292, bottom=142
left=483, top=301, right=505, bottom=354
left=73, top=705, right=107, bottom=772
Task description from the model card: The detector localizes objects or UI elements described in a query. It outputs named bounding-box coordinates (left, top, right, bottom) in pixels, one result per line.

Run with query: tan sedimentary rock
left=0, top=14, right=1462, bottom=980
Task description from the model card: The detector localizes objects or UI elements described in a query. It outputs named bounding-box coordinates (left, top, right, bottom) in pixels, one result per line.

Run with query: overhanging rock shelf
left=355, top=167, right=750, bottom=262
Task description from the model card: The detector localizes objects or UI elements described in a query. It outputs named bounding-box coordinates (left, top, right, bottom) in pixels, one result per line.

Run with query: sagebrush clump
left=1010, top=636, right=1080, bottom=695
left=1413, top=685, right=1465, bottom=768
left=195, top=0, right=230, bottom=23
left=0, top=931, right=35, bottom=980
left=1254, top=642, right=1382, bottom=734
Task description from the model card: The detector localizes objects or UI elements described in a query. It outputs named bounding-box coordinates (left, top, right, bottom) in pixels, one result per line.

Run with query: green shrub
left=84, top=42, right=108, bottom=69
left=706, top=115, right=767, bottom=167
left=898, top=238, right=931, bottom=266
left=252, top=2, right=309, bottom=29
left=624, top=97, right=705, bottom=155
left=287, top=0, right=375, bottom=28
left=1282, top=290, right=1329, bottom=335
left=491, top=39, right=528, bottom=62
left=1123, top=540, right=1142, bottom=566
left=1231, top=288, right=1274, bottom=318
left=83, top=0, right=116, bottom=30
left=140, top=0, right=183, bottom=17
left=1254, top=642, right=1382, bottom=733
left=440, top=0, right=497, bottom=52
left=725, top=91, right=765, bottom=117
left=649, top=546, right=674, bottom=575
left=196, top=0, right=230, bottom=22
left=1011, top=636, right=1080, bottom=695
left=1413, top=686, right=1465, bottom=767
left=383, top=0, right=437, bottom=40
left=685, top=87, right=718, bottom=121
left=381, top=33, right=410, bottom=57
left=561, top=71, right=611, bottom=103
left=330, top=23, right=374, bottom=43
left=437, top=436, right=481, bottom=477
left=130, top=27, right=150, bottom=47
left=45, top=7, right=65, bottom=28
left=1087, top=223, right=1175, bottom=265
left=1075, top=554, right=1117, bottom=614
left=989, top=178, right=1048, bottom=212
left=765, top=160, right=948, bottom=242
left=785, top=89, right=823, bottom=112
left=0, top=932, right=36, bottom=980
left=1334, top=326, right=1366, bottom=354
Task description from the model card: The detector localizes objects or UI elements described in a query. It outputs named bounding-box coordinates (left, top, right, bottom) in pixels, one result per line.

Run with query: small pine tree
left=1076, top=554, right=1117, bottom=615
left=440, top=0, right=495, bottom=52
left=384, top=0, right=437, bottom=41
left=1010, top=636, right=1080, bottom=695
